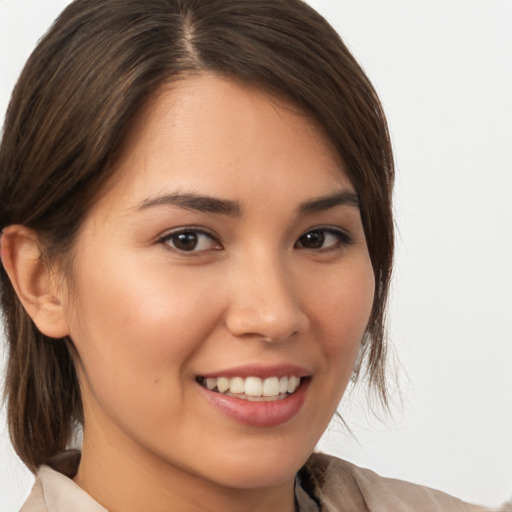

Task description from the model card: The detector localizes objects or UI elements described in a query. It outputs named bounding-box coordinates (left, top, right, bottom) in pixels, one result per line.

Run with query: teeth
left=200, top=375, right=302, bottom=399
left=245, top=376, right=263, bottom=396
left=217, top=377, right=230, bottom=393
left=263, top=377, right=280, bottom=397
left=229, top=377, right=245, bottom=394
left=287, top=376, right=299, bottom=394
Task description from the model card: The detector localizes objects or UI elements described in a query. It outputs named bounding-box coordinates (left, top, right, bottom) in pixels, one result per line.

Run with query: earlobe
left=0, top=225, right=70, bottom=338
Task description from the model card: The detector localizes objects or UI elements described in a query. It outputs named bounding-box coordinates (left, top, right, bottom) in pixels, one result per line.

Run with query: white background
left=1, top=1, right=511, bottom=510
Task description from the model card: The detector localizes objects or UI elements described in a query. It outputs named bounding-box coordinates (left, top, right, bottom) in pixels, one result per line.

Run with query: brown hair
left=0, top=0, right=394, bottom=472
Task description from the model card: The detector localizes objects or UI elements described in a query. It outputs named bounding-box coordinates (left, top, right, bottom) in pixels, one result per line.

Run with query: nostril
left=225, top=313, right=307, bottom=343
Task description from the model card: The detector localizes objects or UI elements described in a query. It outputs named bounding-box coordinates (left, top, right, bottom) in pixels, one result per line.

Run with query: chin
left=198, top=445, right=311, bottom=490
left=210, top=466, right=298, bottom=490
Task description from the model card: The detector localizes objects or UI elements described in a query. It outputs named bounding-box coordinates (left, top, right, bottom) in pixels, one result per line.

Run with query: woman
left=0, top=1, right=507, bottom=511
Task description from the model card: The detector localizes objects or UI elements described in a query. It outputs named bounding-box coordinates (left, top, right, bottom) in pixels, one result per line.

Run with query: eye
left=295, top=228, right=352, bottom=251
left=160, top=229, right=222, bottom=253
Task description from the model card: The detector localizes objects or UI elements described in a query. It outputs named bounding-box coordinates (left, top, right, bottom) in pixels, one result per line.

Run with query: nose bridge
left=225, top=245, right=308, bottom=342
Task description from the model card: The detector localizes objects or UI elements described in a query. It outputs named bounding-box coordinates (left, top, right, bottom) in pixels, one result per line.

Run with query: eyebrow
left=138, top=193, right=241, bottom=216
left=298, top=190, right=360, bottom=214
left=137, top=189, right=359, bottom=216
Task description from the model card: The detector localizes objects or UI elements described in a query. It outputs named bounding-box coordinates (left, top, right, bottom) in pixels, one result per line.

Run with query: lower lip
left=198, top=380, right=309, bottom=427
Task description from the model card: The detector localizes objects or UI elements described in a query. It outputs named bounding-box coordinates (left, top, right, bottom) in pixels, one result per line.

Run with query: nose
left=224, top=252, right=310, bottom=343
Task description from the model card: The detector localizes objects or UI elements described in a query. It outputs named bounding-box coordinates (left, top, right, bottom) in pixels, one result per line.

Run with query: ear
left=0, top=225, right=70, bottom=338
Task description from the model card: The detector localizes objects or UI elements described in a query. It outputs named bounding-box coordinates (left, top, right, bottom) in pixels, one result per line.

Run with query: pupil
left=302, top=230, right=324, bottom=249
left=174, top=231, right=198, bottom=251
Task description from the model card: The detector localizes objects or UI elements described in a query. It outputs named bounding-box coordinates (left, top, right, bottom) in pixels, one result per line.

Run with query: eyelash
left=294, top=227, right=353, bottom=252
left=157, top=226, right=352, bottom=254
left=158, top=228, right=222, bottom=253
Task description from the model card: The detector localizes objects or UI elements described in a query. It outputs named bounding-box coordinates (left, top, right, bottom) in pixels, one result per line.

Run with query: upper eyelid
left=298, top=225, right=351, bottom=237
left=295, top=226, right=353, bottom=247
left=156, top=226, right=220, bottom=242
left=157, top=228, right=223, bottom=256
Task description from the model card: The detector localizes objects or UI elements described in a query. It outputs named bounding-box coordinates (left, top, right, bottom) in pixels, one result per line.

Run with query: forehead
left=101, top=73, right=352, bottom=209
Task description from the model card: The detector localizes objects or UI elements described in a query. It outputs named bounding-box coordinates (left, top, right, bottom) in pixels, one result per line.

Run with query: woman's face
left=63, top=74, right=374, bottom=494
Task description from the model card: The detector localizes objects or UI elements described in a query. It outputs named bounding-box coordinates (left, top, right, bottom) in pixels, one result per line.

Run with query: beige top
left=19, top=452, right=510, bottom=512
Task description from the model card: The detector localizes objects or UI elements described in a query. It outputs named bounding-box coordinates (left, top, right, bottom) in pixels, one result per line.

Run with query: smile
left=197, top=375, right=301, bottom=401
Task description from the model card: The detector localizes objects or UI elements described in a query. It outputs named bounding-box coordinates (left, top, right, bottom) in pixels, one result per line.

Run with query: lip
left=199, top=363, right=311, bottom=380
left=196, top=364, right=311, bottom=427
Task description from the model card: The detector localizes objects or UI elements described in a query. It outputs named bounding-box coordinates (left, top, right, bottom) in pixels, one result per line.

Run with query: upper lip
left=198, top=364, right=311, bottom=380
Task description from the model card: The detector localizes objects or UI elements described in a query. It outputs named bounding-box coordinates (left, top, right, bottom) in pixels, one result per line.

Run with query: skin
left=11, top=75, right=376, bottom=512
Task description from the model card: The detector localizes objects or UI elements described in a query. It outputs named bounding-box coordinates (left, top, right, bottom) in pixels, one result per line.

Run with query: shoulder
left=303, top=452, right=510, bottom=512
left=19, top=476, right=45, bottom=512
left=20, top=465, right=107, bottom=512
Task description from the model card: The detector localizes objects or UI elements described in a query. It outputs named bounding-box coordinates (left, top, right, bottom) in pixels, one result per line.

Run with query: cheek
left=66, top=253, right=225, bottom=419
left=291, top=257, right=375, bottom=442
left=309, top=258, right=375, bottom=359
